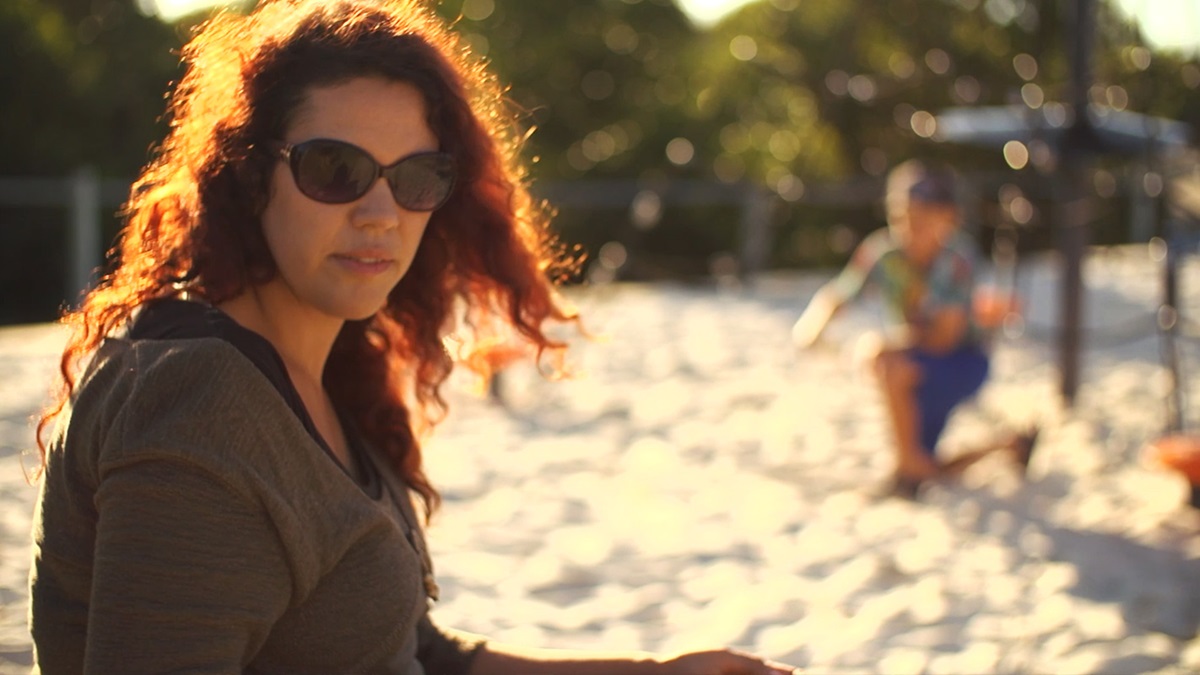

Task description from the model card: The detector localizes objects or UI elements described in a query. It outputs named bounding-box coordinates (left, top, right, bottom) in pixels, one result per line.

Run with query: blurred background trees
left=2, top=0, right=1199, bottom=322
left=1, top=0, right=184, bottom=322
left=1, top=0, right=183, bottom=175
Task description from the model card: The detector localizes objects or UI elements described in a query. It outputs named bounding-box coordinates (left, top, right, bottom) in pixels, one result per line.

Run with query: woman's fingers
left=755, top=655, right=800, bottom=674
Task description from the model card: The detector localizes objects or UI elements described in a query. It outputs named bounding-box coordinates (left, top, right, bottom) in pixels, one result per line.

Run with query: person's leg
left=938, top=437, right=1015, bottom=476
left=873, top=347, right=940, bottom=482
left=938, top=426, right=1038, bottom=476
left=911, top=344, right=1024, bottom=477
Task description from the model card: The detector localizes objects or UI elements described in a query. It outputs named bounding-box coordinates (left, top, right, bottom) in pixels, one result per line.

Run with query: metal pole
left=1057, top=174, right=1088, bottom=405
left=69, top=166, right=101, bottom=304
left=737, top=186, right=773, bottom=284
left=1161, top=220, right=1182, bottom=434
left=1057, top=0, right=1096, bottom=405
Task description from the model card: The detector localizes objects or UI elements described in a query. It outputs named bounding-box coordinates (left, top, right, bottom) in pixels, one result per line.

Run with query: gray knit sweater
left=29, top=336, right=483, bottom=673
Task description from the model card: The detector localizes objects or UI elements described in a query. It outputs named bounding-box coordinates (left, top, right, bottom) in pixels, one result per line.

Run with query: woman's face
left=258, top=76, right=439, bottom=324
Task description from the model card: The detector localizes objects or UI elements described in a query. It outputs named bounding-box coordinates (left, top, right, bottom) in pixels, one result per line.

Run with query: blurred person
left=791, top=159, right=1036, bottom=500
left=27, top=1, right=799, bottom=673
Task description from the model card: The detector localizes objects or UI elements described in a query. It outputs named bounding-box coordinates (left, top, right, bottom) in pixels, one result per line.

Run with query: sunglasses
left=272, top=138, right=456, bottom=211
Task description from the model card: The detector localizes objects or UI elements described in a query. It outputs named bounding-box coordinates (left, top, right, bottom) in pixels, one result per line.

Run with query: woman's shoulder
left=75, top=337, right=307, bottom=476
left=106, top=332, right=255, bottom=369
left=55, top=336, right=371, bottom=594
left=82, top=336, right=271, bottom=407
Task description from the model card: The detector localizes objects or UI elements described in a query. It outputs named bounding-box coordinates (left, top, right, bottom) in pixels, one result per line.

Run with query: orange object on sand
left=1145, top=433, right=1200, bottom=485
left=466, top=341, right=529, bottom=374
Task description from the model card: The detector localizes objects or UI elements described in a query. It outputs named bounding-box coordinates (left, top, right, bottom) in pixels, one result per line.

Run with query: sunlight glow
left=147, top=0, right=758, bottom=26
left=143, top=0, right=1200, bottom=58
left=142, top=0, right=237, bottom=22
left=675, top=0, right=758, bottom=27
left=1115, top=0, right=1200, bottom=56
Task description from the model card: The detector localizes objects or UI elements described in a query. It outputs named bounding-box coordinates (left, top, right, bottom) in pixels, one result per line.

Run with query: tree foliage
left=435, top=0, right=702, bottom=183
left=2, top=0, right=1198, bottom=320
left=5, top=0, right=1198, bottom=182
left=1, top=0, right=184, bottom=175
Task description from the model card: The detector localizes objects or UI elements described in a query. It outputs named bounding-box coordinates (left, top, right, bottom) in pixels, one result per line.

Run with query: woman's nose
left=351, top=178, right=401, bottom=229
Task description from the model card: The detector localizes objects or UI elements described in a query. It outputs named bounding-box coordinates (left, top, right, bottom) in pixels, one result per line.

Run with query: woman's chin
left=344, top=303, right=388, bottom=323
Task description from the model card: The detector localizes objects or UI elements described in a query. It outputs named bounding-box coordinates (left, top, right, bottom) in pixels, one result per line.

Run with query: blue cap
left=908, top=172, right=956, bottom=204
left=888, top=160, right=957, bottom=206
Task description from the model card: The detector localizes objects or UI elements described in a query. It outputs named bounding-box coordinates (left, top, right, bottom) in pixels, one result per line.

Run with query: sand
left=2, top=245, right=1199, bottom=673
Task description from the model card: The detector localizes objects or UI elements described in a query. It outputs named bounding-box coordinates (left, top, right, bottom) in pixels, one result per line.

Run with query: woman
left=29, top=1, right=797, bottom=672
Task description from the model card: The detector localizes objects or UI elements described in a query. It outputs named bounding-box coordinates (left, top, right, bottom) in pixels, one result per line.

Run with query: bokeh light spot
left=775, top=174, right=805, bottom=202
left=730, top=35, right=758, bottom=61
left=631, top=191, right=663, bottom=230
left=910, top=110, right=937, bottom=138
left=1012, top=53, right=1038, bottom=81
left=1003, top=141, right=1029, bottom=169
left=954, top=76, right=981, bottom=103
left=605, top=23, right=640, bottom=55
left=1106, top=85, right=1129, bottom=111
left=1129, top=45, right=1152, bottom=71
left=924, top=48, right=951, bottom=75
left=826, top=70, right=850, bottom=96
left=719, top=123, right=750, bottom=154
left=462, top=0, right=494, bottom=21
left=889, top=52, right=916, bottom=79
left=1020, top=83, right=1044, bottom=108
left=847, top=75, right=877, bottom=102
left=582, top=130, right=617, bottom=163
left=666, top=138, right=695, bottom=166
left=768, top=129, right=801, bottom=162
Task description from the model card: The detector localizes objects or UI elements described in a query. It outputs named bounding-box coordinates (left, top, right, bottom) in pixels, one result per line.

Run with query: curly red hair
left=37, top=0, right=581, bottom=517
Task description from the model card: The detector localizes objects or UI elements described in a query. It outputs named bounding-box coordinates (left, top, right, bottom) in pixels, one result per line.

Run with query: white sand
left=3, top=245, right=1200, bottom=673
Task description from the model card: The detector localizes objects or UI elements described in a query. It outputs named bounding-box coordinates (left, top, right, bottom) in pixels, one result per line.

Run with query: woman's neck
left=216, top=282, right=343, bottom=388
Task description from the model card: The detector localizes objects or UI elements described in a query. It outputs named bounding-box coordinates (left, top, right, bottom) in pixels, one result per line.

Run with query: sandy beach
left=2, top=244, right=1199, bottom=673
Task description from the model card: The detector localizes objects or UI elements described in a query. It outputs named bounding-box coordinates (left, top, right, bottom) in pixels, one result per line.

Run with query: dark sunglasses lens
left=386, top=153, right=456, bottom=211
left=291, top=141, right=376, bottom=204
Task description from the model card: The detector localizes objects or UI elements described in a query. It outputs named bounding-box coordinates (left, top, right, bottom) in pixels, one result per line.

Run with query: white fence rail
left=1, top=171, right=818, bottom=306
left=0, top=168, right=127, bottom=301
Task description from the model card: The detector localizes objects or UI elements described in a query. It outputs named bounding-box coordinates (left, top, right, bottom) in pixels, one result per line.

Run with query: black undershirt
left=127, top=298, right=381, bottom=498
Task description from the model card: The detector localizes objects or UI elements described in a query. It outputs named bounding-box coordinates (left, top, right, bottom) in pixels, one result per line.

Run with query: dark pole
left=1056, top=0, right=1095, bottom=405
left=1162, top=208, right=1183, bottom=434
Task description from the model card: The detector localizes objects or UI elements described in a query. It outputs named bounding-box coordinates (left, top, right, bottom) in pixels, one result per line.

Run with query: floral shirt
left=828, top=227, right=980, bottom=343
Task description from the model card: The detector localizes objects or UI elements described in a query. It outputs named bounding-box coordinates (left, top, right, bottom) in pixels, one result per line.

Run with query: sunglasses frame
left=270, top=138, right=456, bottom=212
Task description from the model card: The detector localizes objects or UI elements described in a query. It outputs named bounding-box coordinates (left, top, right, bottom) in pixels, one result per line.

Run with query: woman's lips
left=332, top=251, right=394, bottom=275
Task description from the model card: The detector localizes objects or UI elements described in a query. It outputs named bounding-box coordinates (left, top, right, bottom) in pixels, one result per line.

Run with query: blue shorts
left=910, top=344, right=989, bottom=456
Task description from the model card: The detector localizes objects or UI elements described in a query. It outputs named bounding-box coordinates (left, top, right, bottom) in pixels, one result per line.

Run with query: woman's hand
left=469, top=643, right=798, bottom=675
left=659, top=649, right=799, bottom=674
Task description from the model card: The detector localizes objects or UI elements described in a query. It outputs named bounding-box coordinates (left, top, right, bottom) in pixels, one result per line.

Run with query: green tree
left=0, top=0, right=184, bottom=175
left=1, top=0, right=185, bottom=322
left=2, top=0, right=1197, bottom=321
left=436, top=0, right=700, bottom=183
left=683, top=0, right=1198, bottom=265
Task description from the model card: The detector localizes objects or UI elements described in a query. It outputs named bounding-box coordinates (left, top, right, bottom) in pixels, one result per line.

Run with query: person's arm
left=793, top=232, right=881, bottom=351
left=791, top=283, right=846, bottom=350
left=470, top=643, right=796, bottom=674
left=413, top=560, right=796, bottom=675
left=84, top=458, right=292, bottom=673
